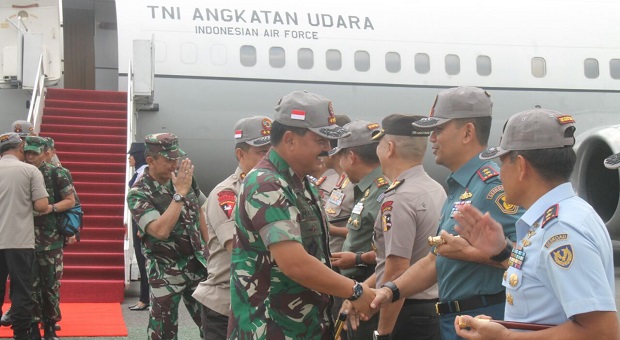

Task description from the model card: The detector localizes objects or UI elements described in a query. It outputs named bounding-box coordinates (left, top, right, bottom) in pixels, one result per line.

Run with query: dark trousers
left=0, top=255, right=7, bottom=313
left=0, top=249, right=35, bottom=334
left=132, top=222, right=149, bottom=304
left=201, top=305, right=228, bottom=340
left=392, top=299, right=440, bottom=340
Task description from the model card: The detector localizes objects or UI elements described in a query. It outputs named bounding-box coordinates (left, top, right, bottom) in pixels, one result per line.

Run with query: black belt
left=435, top=292, right=504, bottom=316
left=403, top=298, right=439, bottom=306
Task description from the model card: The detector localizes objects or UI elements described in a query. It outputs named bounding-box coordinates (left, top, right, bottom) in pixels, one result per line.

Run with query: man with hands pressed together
left=452, top=109, right=618, bottom=340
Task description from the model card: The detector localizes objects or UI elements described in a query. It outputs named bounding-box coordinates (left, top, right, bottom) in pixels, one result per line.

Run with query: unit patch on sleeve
left=486, top=185, right=504, bottom=200
left=217, top=189, right=237, bottom=219
left=381, top=201, right=393, bottom=232
left=550, top=244, right=573, bottom=269
left=541, top=204, right=559, bottom=228
left=544, top=234, right=568, bottom=249
left=495, top=193, right=518, bottom=214
left=477, top=166, right=499, bottom=182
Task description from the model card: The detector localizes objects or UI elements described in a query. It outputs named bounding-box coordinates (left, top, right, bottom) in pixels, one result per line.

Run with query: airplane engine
left=573, top=125, right=620, bottom=241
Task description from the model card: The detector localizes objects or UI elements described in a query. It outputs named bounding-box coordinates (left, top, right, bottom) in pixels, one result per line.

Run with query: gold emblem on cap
left=506, top=293, right=514, bottom=305
left=509, top=273, right=518, bottom=287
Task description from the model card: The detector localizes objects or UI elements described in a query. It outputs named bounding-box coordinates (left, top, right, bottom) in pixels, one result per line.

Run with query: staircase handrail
left=123, top=60, right=137, bottom=286
left=26, top=54, right=46, bottom=133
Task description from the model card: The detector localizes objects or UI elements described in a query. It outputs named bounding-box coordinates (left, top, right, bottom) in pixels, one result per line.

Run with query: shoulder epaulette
left=541, top=204, right=559, bottom=228
left=335, top=173, right=347, bottom=188
left=375, top=176, right=389, bottom=188
left=477, top=165, right=499, bottom=182
left=316, top=176, right=326, bottom=186
left=385, top=179, right=404, bottom=193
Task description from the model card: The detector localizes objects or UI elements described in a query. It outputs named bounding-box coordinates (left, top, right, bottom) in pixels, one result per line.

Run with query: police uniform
left=127, top=133, right=208, bottom=340
left=479, top=109, right=616, bottom=327
left=324, top=171, right=354, bottom=253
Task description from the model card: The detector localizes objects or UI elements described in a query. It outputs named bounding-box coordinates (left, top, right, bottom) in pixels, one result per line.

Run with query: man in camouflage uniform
left=327, top=120, right=387, bottom=339
left=127, top=133, right=208, bottom=340
left=24, top=136, right=76, bottom=340
left=228, top=91, right=376, bottom=340
left=192, top=116, right=272, bottom=340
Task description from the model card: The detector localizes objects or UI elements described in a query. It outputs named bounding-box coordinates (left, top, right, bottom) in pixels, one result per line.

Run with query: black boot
left=42, top=323, right=59, bottom=340
left=29, top=323, right=41, bottom=340
left=12, top=329, right=29, bottom=340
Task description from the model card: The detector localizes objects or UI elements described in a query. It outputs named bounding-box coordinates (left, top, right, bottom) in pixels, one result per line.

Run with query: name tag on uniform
left=328, top=190, right=345, bottom=206
left=352, top=202, right=364, bottom=215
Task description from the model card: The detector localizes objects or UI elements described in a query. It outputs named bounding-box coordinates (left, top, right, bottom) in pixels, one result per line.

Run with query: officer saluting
left=454, top=109, right=619, bottom=339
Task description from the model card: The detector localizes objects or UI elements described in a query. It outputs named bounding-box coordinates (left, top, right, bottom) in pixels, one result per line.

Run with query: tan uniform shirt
left=0, top=155, right=48, bottom=249
left=193, top=167, right=244, bottom=315
left=374, top=165, right=446, bottom=300
left=322, top=171, right=354, bottom=253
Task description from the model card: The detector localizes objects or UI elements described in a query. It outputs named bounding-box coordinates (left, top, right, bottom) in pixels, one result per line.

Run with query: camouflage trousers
left=147, top=256, right=207, bottom=340
left=32, top=247, right=63, bottom=323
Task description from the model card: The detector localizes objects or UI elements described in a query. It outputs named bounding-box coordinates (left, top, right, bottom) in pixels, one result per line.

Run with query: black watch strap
left=490, top=238, right=513, bottom=262
left=355, top=251, right=367, bottom=267
left=381, top=281, right=400, bottom=302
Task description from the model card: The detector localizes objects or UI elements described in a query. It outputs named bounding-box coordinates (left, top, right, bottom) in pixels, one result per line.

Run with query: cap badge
left=14, top=124, right=22, bottom=133
left=328, top=116, right=336, bottom=125
left=367, top=123, right=380, bottom=130
left=557, top=115, right=575, bottom=125
left=291, top=109, right=306, bottom=120
left=234, top=130, right=243, bottom=138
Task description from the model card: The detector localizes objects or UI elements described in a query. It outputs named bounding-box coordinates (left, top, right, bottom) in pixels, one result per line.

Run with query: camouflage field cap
left=12, top=120, right=35, bottom=138
left=24, top=136, right=48, bottom=154
left=412, top=86, right=493, bottom=130
left=0, top=132, right=22, bottom=148
left=45, top=137, right=55, bottom=150
left=372, top=114, right=430, bottom=140
left=144, top=133, right=186, bottom=160
left=274, top=90, right=351, bottom=140
left=480, top=109, right=576, bottom=160
left=234, top=116, right=272, bottom=147
left=328, top=120, right=381, bottom=156
left=604, top=152, right=620, bottom=169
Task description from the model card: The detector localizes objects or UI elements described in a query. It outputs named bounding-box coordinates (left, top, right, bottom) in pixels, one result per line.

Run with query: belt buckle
left=454, top=300, right=461, bottom=312
left=435, top=302, right=440, bottom=315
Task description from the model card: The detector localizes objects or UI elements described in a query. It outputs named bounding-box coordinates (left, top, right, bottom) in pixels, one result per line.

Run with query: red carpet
left=0, top=303, right=127, bottom=337
left=38, top=88, right=128, bottom=302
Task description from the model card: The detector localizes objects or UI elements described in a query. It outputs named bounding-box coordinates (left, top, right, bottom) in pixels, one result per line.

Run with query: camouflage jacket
left=127, top=169, right=208, bottom=271
left=35, top=163, right=75, bottom=251
left=229, top=149, right=334, bottom=340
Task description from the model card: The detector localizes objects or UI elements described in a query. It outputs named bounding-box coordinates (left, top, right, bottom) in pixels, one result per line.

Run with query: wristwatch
left=349, top=281, right=363, bottom=301
left=355, top=251, right=367, bottom=267
left=173, top=193, right=184, bottom=203
left=373, top=330, right=391, bottom=340
left=380, top=281, right=400, bottom=302
left=490, top=238, right=513, bottom=262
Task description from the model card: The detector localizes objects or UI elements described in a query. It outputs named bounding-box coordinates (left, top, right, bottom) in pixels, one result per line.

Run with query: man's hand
left=171, top=158, right=194, bottom=196
left=369, top=286, right=393, bottom=309
left=435, top=231, right=476, bottom=261
left=349, top=282, right=377, bottom=317
left=66, top=236, right=77, bottom=245
left=454, top=204, right=506, bottom=257
left=339, top=300, right=360, bottom=331
left=454, top=314, right=509, bottom=340
left=330, top=251, right=356, bottom=269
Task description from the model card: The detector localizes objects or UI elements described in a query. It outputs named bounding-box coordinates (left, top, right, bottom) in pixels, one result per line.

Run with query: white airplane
left=1, top=0, right=619, bottom=243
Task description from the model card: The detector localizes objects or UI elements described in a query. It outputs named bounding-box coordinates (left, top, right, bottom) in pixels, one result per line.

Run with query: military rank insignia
left=477, top=166, right=499, bottom=182
left=315, top=176, right=326, bottom=186
left=381, top=201, right=393, bottom=232
left=508, top=245, right=525, bottom=269
left=375, top=177, right=388, bottom=188
left=550, top=244, right=573, bottom=269
left=450, top=201, right=471, bottom=218
left=217, top=190, right=236, bottom=219
left=541, top=204, right=559, bottom=228
left=385, top=179, right=403, bottom=193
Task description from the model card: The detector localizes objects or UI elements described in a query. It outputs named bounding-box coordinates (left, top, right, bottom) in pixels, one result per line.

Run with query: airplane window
left=270, top=47, right=285, bottom=68
left=415, top=53, right=430, bottom=74
left=445, top=54, right=460, bottom=75
left=610, top=59, right=620, bottom=79
left=240, top=45, right=256, bottom=67
left=355, top=50, right=370, bottom=72
left=531, top=57, right=546, bottom=78
left=584, top=58, right=599, bottom=79
left=385, top=52, right=401, bottom=73
left=180, top=43, right=197, bottom=64
left=211, top=45, right=227, bottom=66
left=326, top=49, right=342, bottom=71
left=298, top=48, right=314, bottom=69
left=477, top=55, right=492, bottom=76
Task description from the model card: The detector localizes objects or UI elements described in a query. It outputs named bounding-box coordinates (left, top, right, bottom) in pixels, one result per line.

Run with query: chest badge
left=460, top=189, right=473, bottom=200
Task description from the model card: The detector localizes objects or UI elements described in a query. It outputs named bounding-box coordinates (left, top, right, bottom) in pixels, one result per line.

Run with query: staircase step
left=41, top=132, right=126, bottom=144
left=81, top=203, right=124, bottom=216
left=54, top=142, right=126, bottom=154
left=43, top=107, right=125, bottom=119
left=68, top=239, right=124, bottom=253
left=64, top=252, right=124, bottom=266
left=45, top=99, right=127, bottom=111
left=55, top=151, right=126, bottom=164
left=79, top=227, right=125, bottom=241
left=63, top=265, right=124, bottom=280
left=82, top=215, right=124, bottom=228
left=60, top=161, right=125, bottom=174
left=47, top=88, right=127, bottom=103
left=78, top=192, right=126, bottom=205
left=41, top=124, right=127, bottom=136
left=43, top=115, right=127, bottom=127
left=70, top=172, right=125, bottom=182
left=74, top=181, right=125, bottom=195
left=59, top=279, right=125, bottom=303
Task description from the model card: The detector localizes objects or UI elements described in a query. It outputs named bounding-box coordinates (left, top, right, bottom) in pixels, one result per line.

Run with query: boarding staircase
left=40, top=88, right=127, bottom=302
